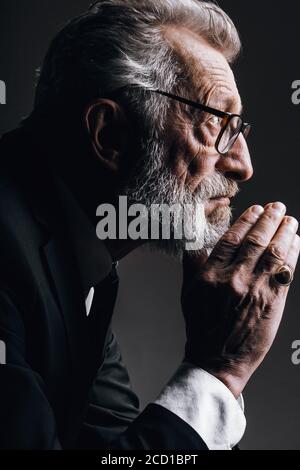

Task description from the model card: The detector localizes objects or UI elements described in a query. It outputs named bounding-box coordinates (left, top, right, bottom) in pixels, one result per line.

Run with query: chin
left=148, top=206, right=232, bottom=261
left=207, top=205, right=232, bottom=226
left=184, top=205, right=232, bottom=259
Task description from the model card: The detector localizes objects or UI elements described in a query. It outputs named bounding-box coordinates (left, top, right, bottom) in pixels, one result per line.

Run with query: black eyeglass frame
left=152, top=90, right=251, bottom=156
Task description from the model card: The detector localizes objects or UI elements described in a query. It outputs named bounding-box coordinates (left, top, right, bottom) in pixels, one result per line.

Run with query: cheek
left=167, top=125, right=197, bottom=175
left=183, top=127, right=218, bottom=192
left=165, top=125, right=218, bottom=192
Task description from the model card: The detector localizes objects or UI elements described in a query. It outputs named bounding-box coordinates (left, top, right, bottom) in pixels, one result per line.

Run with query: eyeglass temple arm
left=152, top=90, right=228, bottom=119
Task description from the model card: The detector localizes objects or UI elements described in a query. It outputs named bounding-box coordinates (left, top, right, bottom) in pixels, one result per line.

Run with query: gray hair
left=35, top=0, right=241, bottom=132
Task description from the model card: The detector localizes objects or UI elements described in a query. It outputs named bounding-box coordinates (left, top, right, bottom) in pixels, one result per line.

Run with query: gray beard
left=122, top=136, right=239, bottom=260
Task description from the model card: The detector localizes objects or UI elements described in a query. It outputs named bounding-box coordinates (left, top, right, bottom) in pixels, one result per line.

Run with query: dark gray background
left=0, top=0, right=299, bottom=450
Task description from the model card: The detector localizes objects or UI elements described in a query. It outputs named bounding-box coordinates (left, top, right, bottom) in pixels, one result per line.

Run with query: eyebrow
left=208, top=95, right=243, bottom=115
left=151, top=90, right=244, bottom=119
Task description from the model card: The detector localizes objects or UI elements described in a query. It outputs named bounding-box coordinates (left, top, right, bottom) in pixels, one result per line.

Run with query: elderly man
left=0, top=0, right=298, bottom=450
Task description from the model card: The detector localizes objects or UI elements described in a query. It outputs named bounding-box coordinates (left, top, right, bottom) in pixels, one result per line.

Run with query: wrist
left=182, top=358, right=246, bottom=399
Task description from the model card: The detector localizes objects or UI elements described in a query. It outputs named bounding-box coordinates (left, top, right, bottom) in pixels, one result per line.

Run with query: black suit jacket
left=0, top=127, right=207, bottom=450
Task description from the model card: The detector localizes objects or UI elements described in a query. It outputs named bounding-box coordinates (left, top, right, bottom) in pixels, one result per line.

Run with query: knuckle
left=263, top=210, right=284, bottom=227
left=221, top=231, right=242, bottom=247
left=266, top=243, right=286, bottom=262
left=229, top=274, right=247, bottom=298
left=240, top=206, right=264, bottom=225
left=264, top=210, right=277, bottom=222
left=239, top=213, right=253, bottom=225
left=265, top=202, right=286, bottom=217
left=245, top=234, right=268, bottom=250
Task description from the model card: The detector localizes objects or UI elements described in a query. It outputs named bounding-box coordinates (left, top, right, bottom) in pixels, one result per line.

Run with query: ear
left=84, top=99, right=129, bottom=172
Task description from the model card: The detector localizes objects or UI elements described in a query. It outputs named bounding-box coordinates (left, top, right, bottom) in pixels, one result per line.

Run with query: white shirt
left=155, top=363, right=246, bottom=450
left=60, top=177, right=246, bottom=451
left=85, top=287, right=246, bottom=451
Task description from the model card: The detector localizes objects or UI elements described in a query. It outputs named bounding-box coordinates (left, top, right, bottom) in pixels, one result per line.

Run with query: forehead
left=163, top=26, right=241, bottom=112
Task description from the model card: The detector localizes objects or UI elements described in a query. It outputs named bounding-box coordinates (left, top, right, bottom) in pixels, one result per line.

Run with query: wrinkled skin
left=182, top=203, right=300, bottom=397
left=84, top=27, right=300, bottom=397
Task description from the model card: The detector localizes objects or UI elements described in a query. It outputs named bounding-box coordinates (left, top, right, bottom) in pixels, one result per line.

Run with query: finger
left=207, top=204, right=265, bottom=267
left=255, top=216, right=299, bottom=274
left=235, top=202, right=286, bottom=271
left=269, top=234, right=300, bottom=294
left=285, top=234, right=300, bottom=274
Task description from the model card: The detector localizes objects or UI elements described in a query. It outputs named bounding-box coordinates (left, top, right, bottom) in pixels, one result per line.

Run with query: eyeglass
left=151, top=90, right=251, bottom=156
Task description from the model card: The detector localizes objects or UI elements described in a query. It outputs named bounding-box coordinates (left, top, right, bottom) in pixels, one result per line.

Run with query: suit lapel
left=34, top=163, right=115, bottom=377
left=43, top=237, right=88, bottom=375
left=3, top=128, right=118, bottom=444
left=43, top=236, right=119, bottom=446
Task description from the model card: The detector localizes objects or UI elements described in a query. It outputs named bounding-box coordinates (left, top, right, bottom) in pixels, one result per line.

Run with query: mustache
left=193, top=172, right=240, bottom=201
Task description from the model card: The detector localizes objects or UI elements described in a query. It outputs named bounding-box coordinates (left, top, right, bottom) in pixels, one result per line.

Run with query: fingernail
left=251, top=205, right=264, bottom=217
left=271, top=202, right=286, bottom=214
left=285, top=217, right=298, bottom=229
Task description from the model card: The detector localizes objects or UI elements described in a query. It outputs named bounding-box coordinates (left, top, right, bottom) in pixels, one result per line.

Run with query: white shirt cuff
left=154, top=362, right=246, bottom=450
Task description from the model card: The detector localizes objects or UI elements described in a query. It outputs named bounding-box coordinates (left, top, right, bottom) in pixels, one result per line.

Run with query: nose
left=216, top=135, right=253, bottom=183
